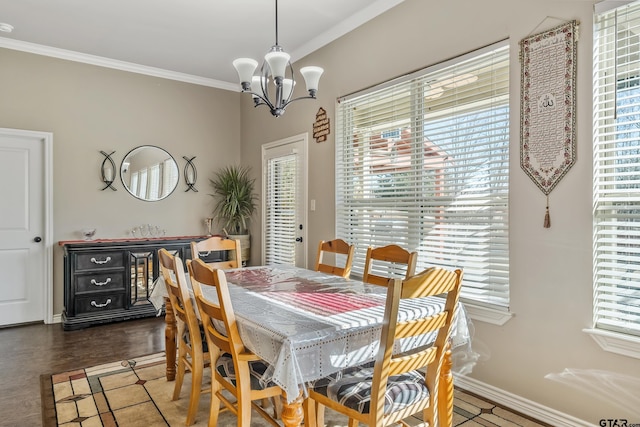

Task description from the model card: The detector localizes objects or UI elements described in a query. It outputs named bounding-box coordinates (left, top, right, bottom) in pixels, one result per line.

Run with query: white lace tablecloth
left=150, top=265, right=472, bottom=402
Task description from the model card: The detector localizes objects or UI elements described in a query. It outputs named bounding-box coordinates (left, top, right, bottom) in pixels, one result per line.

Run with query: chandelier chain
left=274, top=0, right=279, bottom=46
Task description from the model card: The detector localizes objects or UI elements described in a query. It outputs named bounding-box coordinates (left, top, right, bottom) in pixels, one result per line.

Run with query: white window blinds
left=162, top=158, right=179, bottom=198
left=148, top=164, right=161, bottom=200
left=594, top=1, right=640, bottom=337
left=138, top=169, right=148, bottom=199
left=264, top=154, right=297, bottom=265
left=336, top=41, right=510, bottom=309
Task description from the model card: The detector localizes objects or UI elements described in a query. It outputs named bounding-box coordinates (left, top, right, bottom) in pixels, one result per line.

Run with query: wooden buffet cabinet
left=60, top=236, right=218, bottom=330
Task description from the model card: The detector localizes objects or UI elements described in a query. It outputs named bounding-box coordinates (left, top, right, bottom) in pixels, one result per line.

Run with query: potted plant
left=209, top=165, right=257, bottom=266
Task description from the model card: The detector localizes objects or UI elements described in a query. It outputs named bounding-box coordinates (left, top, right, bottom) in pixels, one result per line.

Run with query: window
left=593, top=1, right=640, bottom=339
left=336, top=41, right=510, bottom=310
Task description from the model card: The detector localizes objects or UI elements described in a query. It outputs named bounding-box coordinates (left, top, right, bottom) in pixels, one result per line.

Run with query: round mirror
left=120, top=145, right=179, bottom=201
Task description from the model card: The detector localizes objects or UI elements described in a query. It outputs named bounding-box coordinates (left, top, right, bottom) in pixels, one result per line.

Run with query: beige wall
left=0, top=48, right=241, bottom=314
left=240, top=0, right=639, bottom=423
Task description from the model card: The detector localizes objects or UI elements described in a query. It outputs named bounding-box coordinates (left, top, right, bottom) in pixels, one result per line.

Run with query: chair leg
left=208, top=380, right=222, bottom=427
left=316, top=402, right=325, bottom=427
left=302, top=397, right=317, bottom=427
left=423, top=408, right=436, bottom=427
left=185, top=358, right=203, bottom=426
left=173, top=327, right=187, bottom=401
left=260, top=398, right=274, bottom=417
left=236, top=382, right=253, bottom=427
left=272, top=396, right=283, bottom=419
left=173, top=355, right=187, bottom=401
left=348, top=418, right=359, bottom=427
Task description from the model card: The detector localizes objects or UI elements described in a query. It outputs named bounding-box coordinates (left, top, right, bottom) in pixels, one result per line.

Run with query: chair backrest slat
left=314, top=239, right=354, bottom=278
left=191, top=236, right=242, bottom=269
left=394, top=311, right=447, bottom=340
left=200, top=306, right=233, bottom=354
left=362, top=244, right=417, bottom=286
left=388, top=347, right=438, bottom=377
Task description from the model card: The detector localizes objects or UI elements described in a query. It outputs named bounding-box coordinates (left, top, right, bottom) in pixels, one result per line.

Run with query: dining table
left=150, top=264, right=472, bottom=427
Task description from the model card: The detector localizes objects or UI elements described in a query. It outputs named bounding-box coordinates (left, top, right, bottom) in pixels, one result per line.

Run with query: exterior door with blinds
left=262, top=134, right=308, bottom=267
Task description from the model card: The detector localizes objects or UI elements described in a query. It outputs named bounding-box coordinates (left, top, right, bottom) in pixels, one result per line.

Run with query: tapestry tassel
left=543, top=196, right=551, bottom=228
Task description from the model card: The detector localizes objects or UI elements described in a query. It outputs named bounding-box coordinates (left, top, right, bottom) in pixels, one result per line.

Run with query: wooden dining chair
left=362, top=244, right=418, bottom=286
left=303, top=266, right=463, bottom=427
left=314, top=239, right=355, bottom=278
left=158, top=249, right=210, bottom=426
left=187, top=257, right=285, bottom=427
left=191, top=236, right=242, bottom=269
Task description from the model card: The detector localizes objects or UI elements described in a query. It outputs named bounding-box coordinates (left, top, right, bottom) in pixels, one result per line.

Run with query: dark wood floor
left=0, top=317, right=166, bottom=427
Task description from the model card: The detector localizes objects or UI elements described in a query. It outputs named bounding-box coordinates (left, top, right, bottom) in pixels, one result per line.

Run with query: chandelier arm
left=253, top=62, right=276, bottom=110
left=248, top=91, right=275, bottom=110
left=281, top=95, right=316, bottom=109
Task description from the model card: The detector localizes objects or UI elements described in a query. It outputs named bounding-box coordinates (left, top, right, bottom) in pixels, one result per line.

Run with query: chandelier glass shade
left=232, top=0, right=323, bottom=117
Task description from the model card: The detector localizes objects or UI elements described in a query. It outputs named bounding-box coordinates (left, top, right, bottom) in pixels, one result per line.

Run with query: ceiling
left=0, top=0, right=405, bottom=90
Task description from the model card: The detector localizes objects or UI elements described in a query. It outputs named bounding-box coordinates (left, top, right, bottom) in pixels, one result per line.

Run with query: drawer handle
left=199, top=251, right=211, bottom=257
left=91, top=299, right=112, bottom=308
left=90, top=278, right=112, bottom=286
left=90, top=256, right=112, bottom=265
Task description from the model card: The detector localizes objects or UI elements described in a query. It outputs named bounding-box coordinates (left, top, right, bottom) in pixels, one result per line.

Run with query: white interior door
left=0, top=128, right=52, bottom=326
left=262, top=133, right=308, bottom=267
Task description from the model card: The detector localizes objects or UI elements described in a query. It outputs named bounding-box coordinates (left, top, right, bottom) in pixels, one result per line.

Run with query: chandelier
left=232, top=0, right=324, bottom=118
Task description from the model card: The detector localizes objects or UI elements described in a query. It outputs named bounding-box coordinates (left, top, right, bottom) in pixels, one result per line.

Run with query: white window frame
left=335, top=41, right=512, bottom=324
left=586, top=0, right=640, bottom=359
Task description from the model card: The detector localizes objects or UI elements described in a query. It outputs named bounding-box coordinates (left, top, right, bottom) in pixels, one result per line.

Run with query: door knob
left=34, top=236, right=42, bottom=243
left=295, top=237, right=303, bottom=242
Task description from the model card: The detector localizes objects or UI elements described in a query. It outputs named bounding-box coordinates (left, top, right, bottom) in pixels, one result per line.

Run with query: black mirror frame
left=120, top=145, right=179, bottom=202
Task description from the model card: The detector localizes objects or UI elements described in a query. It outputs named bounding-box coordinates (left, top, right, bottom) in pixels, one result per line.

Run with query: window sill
left=464, top=304, right=513, bottom=326
left=583, top=328, right=640, bottom=360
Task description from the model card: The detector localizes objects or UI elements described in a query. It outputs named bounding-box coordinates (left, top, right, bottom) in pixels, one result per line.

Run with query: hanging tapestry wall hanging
left=520, top=19, right=578, bottom=228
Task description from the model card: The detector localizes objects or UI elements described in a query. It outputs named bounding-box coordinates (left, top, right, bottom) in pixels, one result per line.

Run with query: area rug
left=41, top=352, right=548, bottom=427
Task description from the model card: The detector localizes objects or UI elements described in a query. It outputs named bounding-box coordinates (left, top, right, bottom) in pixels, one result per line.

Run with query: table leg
left=164, top=296, right=176, bottom=381
left=280, top=393, right=304, bottom=427
left=438, top=342, right=454, bottom=427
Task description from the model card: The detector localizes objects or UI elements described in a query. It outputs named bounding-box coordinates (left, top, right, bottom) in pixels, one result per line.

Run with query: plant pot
left=227, top=233, right=250, bottom=267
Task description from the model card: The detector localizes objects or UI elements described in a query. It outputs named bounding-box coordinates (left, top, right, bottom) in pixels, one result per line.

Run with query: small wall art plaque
left=313, top=107, right=330, bottom=143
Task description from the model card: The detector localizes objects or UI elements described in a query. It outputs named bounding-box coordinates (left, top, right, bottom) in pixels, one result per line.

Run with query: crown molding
left=290, top=0, right=405, bottom=62
left=0, top=37, right=240, bottom=92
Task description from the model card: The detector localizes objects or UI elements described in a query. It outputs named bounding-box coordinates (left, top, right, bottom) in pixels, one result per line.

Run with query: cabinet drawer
left=75, top=252, right=124, bottom=271
left=75, top=272, right=126, bottom=293
left=75, top=293, right=125, bottom=315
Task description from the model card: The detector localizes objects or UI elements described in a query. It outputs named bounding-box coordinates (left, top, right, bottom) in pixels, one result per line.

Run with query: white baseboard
left=51, top=313, right=62, bottom=324
left=454, top=374, right=596, bottom=427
